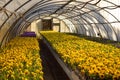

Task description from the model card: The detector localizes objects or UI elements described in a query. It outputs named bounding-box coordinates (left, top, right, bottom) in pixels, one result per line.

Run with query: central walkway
left=39, top=39, right=70, bottom=80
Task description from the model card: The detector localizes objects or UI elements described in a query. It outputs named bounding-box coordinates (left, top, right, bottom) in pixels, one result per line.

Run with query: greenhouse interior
left=0, top=0, right=120, bottom=80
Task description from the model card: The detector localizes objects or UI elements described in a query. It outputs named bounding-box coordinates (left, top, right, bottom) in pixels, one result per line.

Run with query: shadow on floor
left=38, top=39, right=70, bottom=80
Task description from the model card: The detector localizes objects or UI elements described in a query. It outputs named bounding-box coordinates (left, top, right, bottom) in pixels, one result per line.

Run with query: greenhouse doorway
left=42, top=19, right=52, bottom=30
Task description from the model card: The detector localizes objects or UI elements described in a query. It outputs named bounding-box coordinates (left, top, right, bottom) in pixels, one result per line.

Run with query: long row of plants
left=40, top=31, right=120, bottom=80
left=0, top=37, right=43, bottom=80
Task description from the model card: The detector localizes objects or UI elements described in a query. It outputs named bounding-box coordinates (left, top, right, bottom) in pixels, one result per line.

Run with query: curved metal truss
left=0, top=0, right=120, bottom=46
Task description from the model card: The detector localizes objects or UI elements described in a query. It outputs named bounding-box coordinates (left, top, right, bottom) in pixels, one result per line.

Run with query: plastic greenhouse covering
left=0, top=0, right=120, bottom=46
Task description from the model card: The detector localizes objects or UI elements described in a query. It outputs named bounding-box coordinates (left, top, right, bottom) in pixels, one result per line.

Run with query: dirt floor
left=39, top=39, right=70, bottom=80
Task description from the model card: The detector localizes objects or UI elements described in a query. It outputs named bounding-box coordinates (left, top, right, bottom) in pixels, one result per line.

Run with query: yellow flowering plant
left=40, top=31, right=120, bottom=80
left=0, top=37, right=43, bottom=80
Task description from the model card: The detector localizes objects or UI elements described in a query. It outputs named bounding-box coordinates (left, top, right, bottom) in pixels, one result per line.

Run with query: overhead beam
left=53, top=0, right=75, bottom=14
left=3, top=0, right=13, bottom=8
left=93, top=0, right=101, bottom=5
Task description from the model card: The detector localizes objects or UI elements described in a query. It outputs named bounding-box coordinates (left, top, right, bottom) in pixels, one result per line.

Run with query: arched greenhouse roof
left=0, top=0, right=120, bottom=46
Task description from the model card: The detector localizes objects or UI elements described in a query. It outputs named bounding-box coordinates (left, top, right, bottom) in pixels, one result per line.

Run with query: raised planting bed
left=67, top=33, right=120, bottom=48
left=0, top=37, right=43, bottom=80
left=41, top=37, right=80, bottom=80
left=40, top=31, right=120, bottom=80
